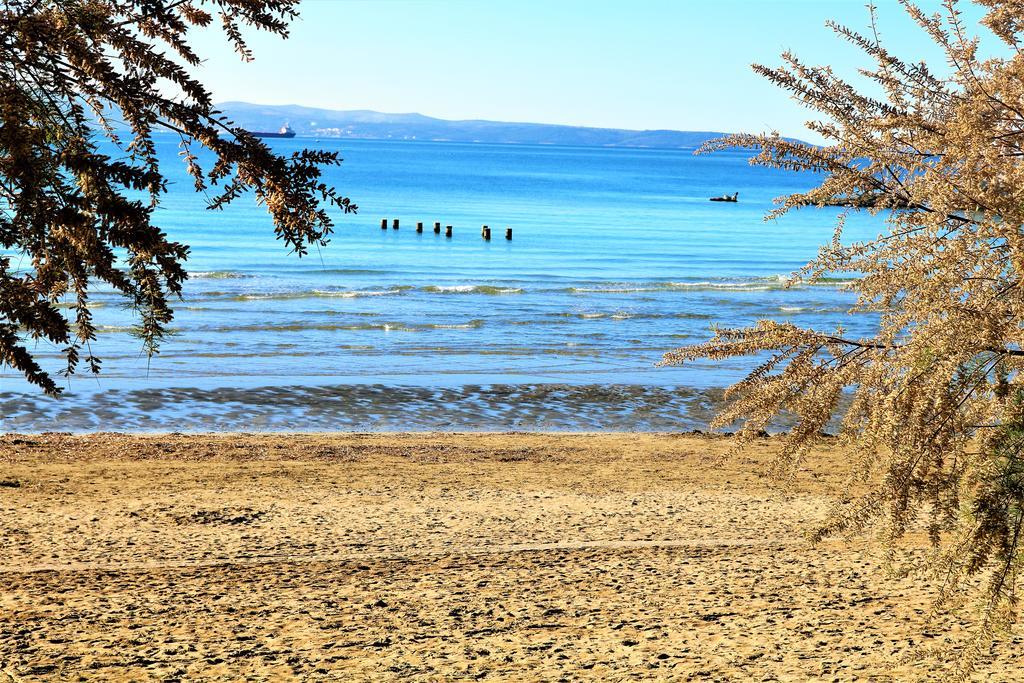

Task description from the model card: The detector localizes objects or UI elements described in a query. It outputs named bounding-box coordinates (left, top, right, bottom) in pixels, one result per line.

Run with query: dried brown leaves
left=667, top=1, right=1024, bottom=675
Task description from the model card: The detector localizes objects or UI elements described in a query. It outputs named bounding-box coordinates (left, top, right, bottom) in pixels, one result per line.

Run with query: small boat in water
left=709, top=192, right=739, bottom=202
left=249, top=124, right=296, bottom=139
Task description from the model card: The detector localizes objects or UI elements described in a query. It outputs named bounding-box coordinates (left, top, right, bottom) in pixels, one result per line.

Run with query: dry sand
left=1, top=432, right=1021, bottom=681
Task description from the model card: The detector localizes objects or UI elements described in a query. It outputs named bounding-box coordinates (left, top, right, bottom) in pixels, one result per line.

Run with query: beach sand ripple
left=0, top=433, right=1020, bottom=681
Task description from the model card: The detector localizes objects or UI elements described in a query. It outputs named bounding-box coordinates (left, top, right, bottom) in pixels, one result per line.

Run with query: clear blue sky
left=188, top=0, right=992, bottom=138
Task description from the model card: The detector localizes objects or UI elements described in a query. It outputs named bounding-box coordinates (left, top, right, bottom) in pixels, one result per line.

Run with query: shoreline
left=0, top=383, right=737, bottom=434
left=2, top=432, right=1017, bottom=680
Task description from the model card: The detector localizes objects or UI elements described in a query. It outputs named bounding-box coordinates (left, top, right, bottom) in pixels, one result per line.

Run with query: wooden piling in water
left=392, top=218, right=400, bottom=230
left=505, top=228, right=513, bottom=240
left=416, top=222, right=424, bottom=233
left=433, top=222, right=441, bottom=234
left=445, top=225, right=453, bottom=238
left=481, top=224, right=488, bottom=236
left=483, top=226, right=491, bottom=241
left=380, top=218, right=387, bottom=230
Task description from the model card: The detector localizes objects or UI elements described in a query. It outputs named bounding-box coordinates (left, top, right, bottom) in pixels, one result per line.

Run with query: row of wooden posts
left=380, top=218, right=512, bottom=241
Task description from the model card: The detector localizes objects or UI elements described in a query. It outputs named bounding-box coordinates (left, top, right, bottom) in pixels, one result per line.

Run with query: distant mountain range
left=218, top=102, right=730, bottom=149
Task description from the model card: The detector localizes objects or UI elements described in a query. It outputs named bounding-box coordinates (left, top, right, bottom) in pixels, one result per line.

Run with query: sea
left=0, top=136, right=884, bottom=432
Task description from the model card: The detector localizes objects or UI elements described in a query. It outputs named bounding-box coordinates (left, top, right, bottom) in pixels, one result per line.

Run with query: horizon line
left=215, top=100, right=743, bottom=137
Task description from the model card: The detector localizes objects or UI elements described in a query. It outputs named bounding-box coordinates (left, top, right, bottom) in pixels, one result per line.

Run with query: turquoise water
left=1, top=137, right=882, bottom=431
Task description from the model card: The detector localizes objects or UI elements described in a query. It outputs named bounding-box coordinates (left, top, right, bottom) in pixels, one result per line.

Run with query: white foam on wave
left=665, top=281, right=773, bottom=291
left=313, top=289, right=404, bottom=298
left=54, top=301, right=106, bottom=310
left=572, top=281, right=776, bottom=294
left=571, top=286, right=654, bottom=293
left=189, top=271, right=251, bottom=280
left=431, top=285, right=476, bottom=293
left=424, top=285, right=525, bottom=295
left=233, top=288, right=405, bottom=301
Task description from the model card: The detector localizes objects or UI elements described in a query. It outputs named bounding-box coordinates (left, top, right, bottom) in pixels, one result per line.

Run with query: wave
left=568, top=281, right=773, bottom=294
left=187, top=284, right=522, bottom=302
left=422, top=285, right=524, bottom=295
left=667, top=281, right=774, bottom=291
left=564, top=312, right=639, bottom=320
left=209, top=322, right=416, bottom=333
left=188, top=271, right=253, bottom=280
left=205, top=319, right=485, bottom=333
left=428, top=319, right=486, bottom=329
left=230, top=287, right=412, bottom=301
left=569, top=286, right=660, bottom=294
left=530, top=311, right=715, bottom=323
left=273, top=268, right=395, bottom=276
left=567, top=276, right=860, bottom=294
left=54, top=301, right=106, bottom=310
left=182, top=276, right=857, bottom=303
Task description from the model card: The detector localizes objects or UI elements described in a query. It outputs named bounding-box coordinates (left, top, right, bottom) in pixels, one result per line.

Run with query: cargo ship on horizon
left=249, top=124, right=295, bottom=139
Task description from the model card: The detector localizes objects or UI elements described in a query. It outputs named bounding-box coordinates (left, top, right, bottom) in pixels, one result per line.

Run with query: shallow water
left=1, top=137, right=882, bottom=431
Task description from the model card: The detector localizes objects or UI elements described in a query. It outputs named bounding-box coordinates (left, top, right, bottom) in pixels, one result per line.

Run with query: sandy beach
left=1, top=432, right=1021, bottom=681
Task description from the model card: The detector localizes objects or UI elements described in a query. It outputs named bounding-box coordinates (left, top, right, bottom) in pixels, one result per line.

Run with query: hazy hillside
left=218, top=101, right=728, bottom=149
